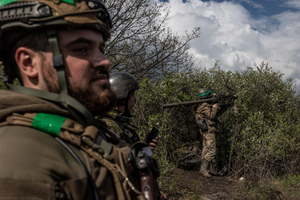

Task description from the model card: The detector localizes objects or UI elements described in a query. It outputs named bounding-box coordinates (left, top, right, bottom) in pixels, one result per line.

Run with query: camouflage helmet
left=0, top=0, right=112, bottom=56
left=197, top=88, right=211, bottom=99
left=109, top=72, right=139, bottom=99
left=0, top=0, right=112, bottom=92
left=0, top=0, right=113, bottom=126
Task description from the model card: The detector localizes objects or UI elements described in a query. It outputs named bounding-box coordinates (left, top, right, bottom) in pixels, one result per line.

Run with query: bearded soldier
left=0, top=1, right=146, bottom=199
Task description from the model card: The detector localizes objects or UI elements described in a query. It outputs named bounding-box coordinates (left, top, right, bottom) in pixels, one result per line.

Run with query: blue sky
left=184, top=0, right=298, bottom=18
left=233, top=0, right=298, bottom=18
left=158, top=0, right=300, bottom=89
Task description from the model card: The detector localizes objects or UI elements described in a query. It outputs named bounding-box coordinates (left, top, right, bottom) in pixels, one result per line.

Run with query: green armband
left=32, top=113, right=66, bottom=136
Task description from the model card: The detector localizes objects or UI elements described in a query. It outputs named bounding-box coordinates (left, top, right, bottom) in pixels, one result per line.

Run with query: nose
left=93, top=51, right=110, bottom=70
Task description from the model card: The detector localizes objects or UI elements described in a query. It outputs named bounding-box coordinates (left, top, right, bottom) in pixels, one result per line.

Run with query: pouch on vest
left=196, top=118, right=208, bottom=131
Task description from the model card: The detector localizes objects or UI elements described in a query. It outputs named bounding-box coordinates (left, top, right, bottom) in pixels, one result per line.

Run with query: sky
left=158, top=0, right=300, bottom=90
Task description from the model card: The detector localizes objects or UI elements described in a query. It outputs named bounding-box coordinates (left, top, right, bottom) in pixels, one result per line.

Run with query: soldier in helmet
left=195, top=88, right=219, bottom=178
left=196, top=89, right=234, bottom=178
left=98, top=72, right=158, bottom=148
left=0, top=1, right=145, bottom=199
left=97, top=72, right=167, bottom=200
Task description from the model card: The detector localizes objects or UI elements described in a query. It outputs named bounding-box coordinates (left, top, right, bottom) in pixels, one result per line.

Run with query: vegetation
left=0, top=0, right=298, bottom=198
left=237, top=174, right=300, bottom=199
left=133, top=62, right=300, bottom=198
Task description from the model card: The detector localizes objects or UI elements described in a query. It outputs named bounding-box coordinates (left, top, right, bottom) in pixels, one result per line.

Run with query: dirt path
left=160, top=168, right=245, bottom=200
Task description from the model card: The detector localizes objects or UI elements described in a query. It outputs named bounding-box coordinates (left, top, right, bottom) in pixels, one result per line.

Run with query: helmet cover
left=197, top=88, right=211, bottom=98
left=0, top=0, right=112, bottom=58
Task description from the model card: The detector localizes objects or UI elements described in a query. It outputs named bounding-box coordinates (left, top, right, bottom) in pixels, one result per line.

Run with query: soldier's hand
left=149, top=137, right=158, bottom=150
left=212, top=103, right=218, bottom=109
left=160, top=191, right=167, bottom=200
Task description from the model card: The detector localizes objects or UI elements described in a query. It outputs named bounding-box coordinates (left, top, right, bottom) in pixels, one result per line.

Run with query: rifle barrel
left=162, top=94, right=237, bottom=109
left=162, top=98, right=218, bottom=109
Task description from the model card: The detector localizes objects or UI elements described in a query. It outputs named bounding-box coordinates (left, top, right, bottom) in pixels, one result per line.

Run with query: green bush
left=133, top=62, right=300, bottom=181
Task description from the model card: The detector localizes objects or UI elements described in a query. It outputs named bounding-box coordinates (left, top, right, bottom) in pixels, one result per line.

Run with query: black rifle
left=162, top=93, right=237, bottom=109
left=136, top=147, right=160, bottom=200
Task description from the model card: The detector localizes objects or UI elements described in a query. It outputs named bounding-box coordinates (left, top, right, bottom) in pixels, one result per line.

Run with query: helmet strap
left=47, top=29, right=68, bottom=94
left=124, top=96, right=132, bottom=117
left=46, top=29, right=88, bottom=125
left=6, top=83, right=95, bottom=125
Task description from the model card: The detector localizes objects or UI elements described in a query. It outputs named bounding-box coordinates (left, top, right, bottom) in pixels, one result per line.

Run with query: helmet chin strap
left=47, top=29, right=68, bottom=94
left=46, top=29, right=93, bottom=126
left=124, top=97, right=130, bottom=116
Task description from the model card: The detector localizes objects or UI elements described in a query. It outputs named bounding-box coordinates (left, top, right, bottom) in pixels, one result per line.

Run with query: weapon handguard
left=130, top=142, right=160, bottom=200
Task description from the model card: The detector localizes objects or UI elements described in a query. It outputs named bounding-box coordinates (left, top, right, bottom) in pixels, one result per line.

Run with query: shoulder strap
left=55, top=137, right=100, bottom=200
left=7, top=84, right=95, bottom=127
left=1, top=112, right=113, bottom=159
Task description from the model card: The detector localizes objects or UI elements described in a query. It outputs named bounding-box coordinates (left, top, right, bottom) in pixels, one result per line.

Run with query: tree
left=106, top=0, right=200, bottom=79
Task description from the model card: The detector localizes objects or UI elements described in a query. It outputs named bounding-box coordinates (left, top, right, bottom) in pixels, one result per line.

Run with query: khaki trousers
left=201, top=132, right=216, bottom=162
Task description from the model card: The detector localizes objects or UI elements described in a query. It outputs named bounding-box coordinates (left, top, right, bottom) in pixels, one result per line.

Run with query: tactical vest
left=195, top=103, right=218, bottom=133
left=101, top=113, right=141, bottom=145
left=0, top=112, right=146, bottom=200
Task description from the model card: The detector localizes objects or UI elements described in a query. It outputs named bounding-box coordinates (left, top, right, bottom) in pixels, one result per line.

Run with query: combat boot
left=200, top=159, right=212, bottom=178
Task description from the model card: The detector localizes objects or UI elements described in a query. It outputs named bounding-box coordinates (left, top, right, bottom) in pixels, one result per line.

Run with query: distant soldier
left=98, top=72, right=158, bottom=148
left=195, top=88, right=229, bottom=178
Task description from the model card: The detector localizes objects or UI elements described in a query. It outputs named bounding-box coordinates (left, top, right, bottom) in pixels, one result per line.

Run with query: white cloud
left=239, top=0, right=264, bottom=10
left=285, top=0, right=300, bottom=9
left=159, top=0, right=300, bottom=88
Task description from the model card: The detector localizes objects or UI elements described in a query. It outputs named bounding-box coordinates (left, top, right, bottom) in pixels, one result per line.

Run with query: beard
left=41, top=53, right=116, bottom=115
left=68, top=85, right=117, bottom=116
left=42, top=66, right=116, bottom=115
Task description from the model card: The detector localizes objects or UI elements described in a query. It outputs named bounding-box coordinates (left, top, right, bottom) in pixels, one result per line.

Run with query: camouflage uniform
left=98, top=107, right=141, bottom=145
left=195, top=102, right=219, bottom=162
left=99, top=72, right=142, bottom=145
left=98, top=72, right=163, bottom=199
left=0, top=91, right=145, bottom=199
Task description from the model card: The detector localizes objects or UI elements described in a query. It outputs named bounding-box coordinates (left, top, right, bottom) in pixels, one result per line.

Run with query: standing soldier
left=0, top=0, right=145, bottom=199
left=195, top=88, right=219, bottom=178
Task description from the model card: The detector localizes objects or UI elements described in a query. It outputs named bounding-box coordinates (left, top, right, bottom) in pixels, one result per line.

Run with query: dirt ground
left=159, top=168, right=246, bottom=200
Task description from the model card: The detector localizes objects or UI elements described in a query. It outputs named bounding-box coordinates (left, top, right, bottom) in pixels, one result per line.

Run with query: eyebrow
left=64, top=37, right=105, bottom=48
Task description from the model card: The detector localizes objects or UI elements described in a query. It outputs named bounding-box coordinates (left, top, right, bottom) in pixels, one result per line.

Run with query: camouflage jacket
left=98, top=108, right=141, bottom=145
left=195, top=102, right=219, bottom=133
left=0, top=90, right=145, bottom=200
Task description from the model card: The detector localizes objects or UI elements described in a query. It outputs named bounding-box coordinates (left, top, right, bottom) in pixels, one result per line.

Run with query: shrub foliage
left=1, top=57, right=299, bottom=181
left=133, top=62, right=300, bottom=180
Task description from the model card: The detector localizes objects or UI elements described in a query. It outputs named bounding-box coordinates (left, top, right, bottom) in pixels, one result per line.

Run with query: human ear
left=15, top=47, right=38, bottom=78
